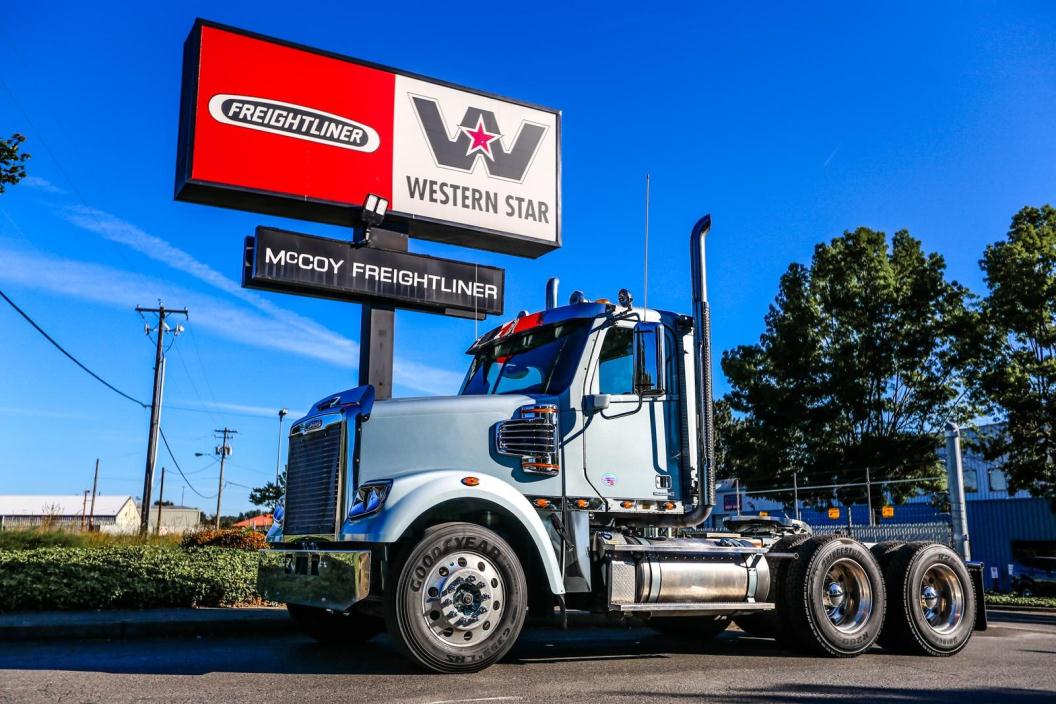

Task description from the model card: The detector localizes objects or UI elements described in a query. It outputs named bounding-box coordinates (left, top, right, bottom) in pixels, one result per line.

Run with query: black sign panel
left=243, top=227, right=504, bottom=319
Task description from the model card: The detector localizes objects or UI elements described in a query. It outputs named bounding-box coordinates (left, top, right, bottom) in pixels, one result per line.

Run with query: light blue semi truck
left=258, top=216, right=983, bottom=672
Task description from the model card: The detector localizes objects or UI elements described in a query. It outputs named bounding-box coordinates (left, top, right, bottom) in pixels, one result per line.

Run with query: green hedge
left=0, top=546, right=259, bottom=611
left=985, top=592, right=1056, bottom=609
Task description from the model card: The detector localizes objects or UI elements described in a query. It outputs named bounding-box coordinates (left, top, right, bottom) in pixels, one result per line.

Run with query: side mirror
left=583, top=393, right=611, bottom=413
left=633, top=322, right=664, bottom=397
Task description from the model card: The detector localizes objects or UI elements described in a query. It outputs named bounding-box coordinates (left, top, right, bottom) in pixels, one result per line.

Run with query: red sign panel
left=176, top=20, right=561, bottom=257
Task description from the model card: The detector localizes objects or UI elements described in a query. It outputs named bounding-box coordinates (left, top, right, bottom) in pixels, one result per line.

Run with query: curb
left=0, top=607, right=295, bottom=643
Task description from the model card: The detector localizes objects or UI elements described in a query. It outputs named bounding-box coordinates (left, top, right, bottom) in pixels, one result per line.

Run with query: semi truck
left=258, top=216, right=984, bottom=673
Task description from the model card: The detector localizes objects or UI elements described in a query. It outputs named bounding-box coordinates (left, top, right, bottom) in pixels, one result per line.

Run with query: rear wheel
left=878, top=542, right=975, bottom=656
left=780, top=535, right=886, bottom=657
left=869, top=541, right=904, bottom=573
left=385, top=522, right=527, bottom=673
left=286, top=603, right=385, bottom=644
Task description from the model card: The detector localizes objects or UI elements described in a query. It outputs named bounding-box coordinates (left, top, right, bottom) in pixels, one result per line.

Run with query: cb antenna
left=643, top=173, right=651, bottom=312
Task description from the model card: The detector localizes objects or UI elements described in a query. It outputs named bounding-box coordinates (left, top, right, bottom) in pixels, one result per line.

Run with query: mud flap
left=966, top=561, right=988, bottom=631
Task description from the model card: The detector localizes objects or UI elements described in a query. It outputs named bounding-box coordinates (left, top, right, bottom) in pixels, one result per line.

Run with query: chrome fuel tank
left=599, top=533, right=771, bottom=606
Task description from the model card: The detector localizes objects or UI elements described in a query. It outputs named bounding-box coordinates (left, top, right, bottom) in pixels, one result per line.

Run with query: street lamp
left=275, top=408, right=289, bottom=486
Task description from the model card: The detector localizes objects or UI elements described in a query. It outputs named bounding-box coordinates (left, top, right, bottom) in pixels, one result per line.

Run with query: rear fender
left=340, top=470, right=565, bottom=594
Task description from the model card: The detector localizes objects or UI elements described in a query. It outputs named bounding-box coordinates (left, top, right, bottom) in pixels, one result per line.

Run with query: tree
left=0, top=133, right=30, bottom=193
left=720, top=227, right=973, bottom=511
left=968, top=205, right=1056, bottom=502
left=249, top=471, right=285, bottom=510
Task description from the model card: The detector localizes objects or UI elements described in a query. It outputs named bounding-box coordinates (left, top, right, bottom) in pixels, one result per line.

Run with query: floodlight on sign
left=361, top=193, right=388, bottom=227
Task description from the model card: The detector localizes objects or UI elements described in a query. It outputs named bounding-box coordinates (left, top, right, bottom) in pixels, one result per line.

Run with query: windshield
left=460, top=320, right=590, bottom=395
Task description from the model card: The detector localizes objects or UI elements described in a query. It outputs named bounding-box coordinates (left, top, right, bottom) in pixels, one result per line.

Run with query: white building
left=144, top=505, right=203, bottom=534
left=0, top=495, right=139, bottom=533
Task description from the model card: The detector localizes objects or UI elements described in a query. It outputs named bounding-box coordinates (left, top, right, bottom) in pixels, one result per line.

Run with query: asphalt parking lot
left=1, top=610, right=1053, bottom=704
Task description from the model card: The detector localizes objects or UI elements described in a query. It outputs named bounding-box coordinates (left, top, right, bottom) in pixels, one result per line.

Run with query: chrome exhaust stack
left=686, top=215, right=716, bottom=525
left=546, top=277, right=560, bottom=310
left=624, top=216, right=715, bottom=529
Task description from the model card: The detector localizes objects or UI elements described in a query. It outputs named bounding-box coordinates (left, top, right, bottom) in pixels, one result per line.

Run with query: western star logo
left=208, top=94, right=381, bottom=152
left=410, top=95, right=547, bottom=182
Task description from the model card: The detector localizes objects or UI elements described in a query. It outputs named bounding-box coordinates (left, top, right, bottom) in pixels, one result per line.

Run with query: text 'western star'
left=405, top=176, right=550, bottom=223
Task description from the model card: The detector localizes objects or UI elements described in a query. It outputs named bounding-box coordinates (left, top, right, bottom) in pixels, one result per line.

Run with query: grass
left=0, top=528, right=182, bottom=550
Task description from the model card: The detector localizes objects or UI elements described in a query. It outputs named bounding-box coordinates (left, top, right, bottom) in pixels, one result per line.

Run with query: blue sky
left=1, top=2, right=1054, bottom=514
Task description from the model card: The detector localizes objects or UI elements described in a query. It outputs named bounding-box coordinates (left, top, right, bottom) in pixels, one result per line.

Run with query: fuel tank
left=599, top=533, right=771, bottom=605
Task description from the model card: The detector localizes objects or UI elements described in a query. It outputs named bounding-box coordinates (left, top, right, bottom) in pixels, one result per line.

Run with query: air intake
left=496, top=404, right=560, bottom=476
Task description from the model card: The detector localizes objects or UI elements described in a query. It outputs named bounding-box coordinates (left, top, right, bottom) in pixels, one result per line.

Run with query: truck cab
left=258, top=216, right=982, bottom=673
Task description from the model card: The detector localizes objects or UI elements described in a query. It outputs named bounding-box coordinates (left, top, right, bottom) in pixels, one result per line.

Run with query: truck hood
left=356, top=393, right=544, bottom=485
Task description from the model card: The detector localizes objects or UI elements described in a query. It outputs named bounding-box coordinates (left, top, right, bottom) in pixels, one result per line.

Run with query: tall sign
left=176, top=20, right=561, bottom=257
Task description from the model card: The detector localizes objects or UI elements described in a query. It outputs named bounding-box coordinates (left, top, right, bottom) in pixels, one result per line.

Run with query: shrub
left=0, top=546, right=259, bottom=611
left=985, top=591, right=1056, bottom=609
left=181, top=528, right=267, bottom=551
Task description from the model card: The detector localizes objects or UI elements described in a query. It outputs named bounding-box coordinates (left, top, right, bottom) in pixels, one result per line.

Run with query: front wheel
left=385, top=522, right=528, bottom=673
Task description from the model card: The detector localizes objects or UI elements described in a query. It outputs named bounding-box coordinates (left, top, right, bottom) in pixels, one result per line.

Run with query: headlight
left=347, top=481, right=392, bottom=520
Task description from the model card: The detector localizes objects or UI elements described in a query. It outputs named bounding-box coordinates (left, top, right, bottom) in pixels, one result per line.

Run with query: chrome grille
left=284, top=416, right=344, bottom=536
left=496, top=404, right=559, bottom=476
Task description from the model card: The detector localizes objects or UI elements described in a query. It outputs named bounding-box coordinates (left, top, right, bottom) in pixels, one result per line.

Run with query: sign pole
left=357, top=229, right=407, bottom=401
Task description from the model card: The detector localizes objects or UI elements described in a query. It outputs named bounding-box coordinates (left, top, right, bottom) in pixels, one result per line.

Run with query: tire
left=877, top=542, right=975, bottom=656
left=869, top=541, right=904, bottom=573
left=735, top=534, right=812, bottom=640
left=385, top=522, right=528, bottom=673
left=286, top=603, right=385, bottom=644
left=781, top=535, right=886, bottom=657
left=649, top=615, right=729, bottom=641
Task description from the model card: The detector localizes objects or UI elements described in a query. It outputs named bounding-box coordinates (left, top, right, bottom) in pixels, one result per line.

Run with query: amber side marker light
left=662, top=502, right=676, bottom=510
left=620, top=500, right=634, bottom=509
left=575, top=499, right=590, bottom=509
left=461, top=477, right=480, bottom=487
left=533, top=498, right=552, bottom=508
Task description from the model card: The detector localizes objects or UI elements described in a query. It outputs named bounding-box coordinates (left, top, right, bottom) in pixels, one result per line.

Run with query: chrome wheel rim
left=420, top=551, right=505, bottom=648
left=822, top=557, right=873, bottom=634
left=920, top=563, right=964, bottom=634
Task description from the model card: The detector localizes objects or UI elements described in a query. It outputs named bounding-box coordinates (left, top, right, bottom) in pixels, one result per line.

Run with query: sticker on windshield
left=601, top=473, right=617, bottom=487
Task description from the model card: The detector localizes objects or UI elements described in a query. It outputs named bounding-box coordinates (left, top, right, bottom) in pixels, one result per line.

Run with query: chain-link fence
left=809, top=521, right=954, bottom=547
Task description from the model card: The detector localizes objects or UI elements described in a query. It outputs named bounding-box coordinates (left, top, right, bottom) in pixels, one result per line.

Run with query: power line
left=159, top=427, right=215, bottom=499
left=0, top=289, right=147, bottom=408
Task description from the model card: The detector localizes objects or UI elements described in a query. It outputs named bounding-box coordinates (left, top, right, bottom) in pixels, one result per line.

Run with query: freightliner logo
left=208, top=94, right=381, bottom=152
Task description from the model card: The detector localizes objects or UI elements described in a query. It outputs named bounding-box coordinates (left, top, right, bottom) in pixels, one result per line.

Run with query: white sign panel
left=392, top=75, right=560, bottom=250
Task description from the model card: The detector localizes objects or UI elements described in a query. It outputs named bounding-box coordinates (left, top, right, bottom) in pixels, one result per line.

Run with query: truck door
left=581, top=321, right=684, bottom=504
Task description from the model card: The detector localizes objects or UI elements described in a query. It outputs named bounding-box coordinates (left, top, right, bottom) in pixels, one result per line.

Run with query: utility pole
left=135, top=302, right=188, bottom=534
left=80, top=490, right=89, bottom=531
left=214, top=427, right=237, bottom=528
left=89, top=459, right=99, bottom=531
left=866, top=466, right=874, bottom=526
left=155, top=466, right=166, bottom=536
left=275, top=408, right=288, bottom=486
left=945, top=422, right=971, bottom=561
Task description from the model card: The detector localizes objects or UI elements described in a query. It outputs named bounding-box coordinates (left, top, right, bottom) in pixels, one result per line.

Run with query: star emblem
left=462, top=116, right=500, bottom=158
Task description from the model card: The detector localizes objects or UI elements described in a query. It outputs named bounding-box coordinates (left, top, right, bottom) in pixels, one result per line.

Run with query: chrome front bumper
left=257, top=548, right=370, bottom=611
